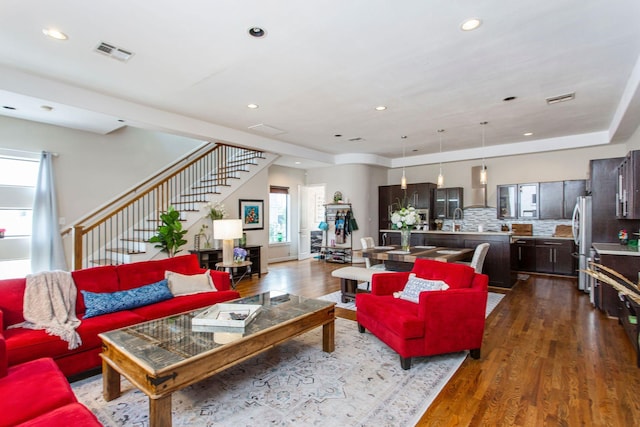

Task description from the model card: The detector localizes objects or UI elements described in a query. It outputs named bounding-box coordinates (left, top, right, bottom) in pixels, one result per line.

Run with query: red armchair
left=356, top=259, right=489, bottom=369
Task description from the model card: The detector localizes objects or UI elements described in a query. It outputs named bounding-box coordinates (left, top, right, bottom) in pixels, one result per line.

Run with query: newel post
left=72, top=225, right=84, bottom=271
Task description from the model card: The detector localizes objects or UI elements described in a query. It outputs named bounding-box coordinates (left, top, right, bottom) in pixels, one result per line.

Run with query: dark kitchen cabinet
left=379, top=182, right=436, bottom=229
left=539, top=180, right=586, bottom=219
left=511, top=238, right=536, bottom=271
left=406, top=183, right=436, bottom=210
left=590, top=157, right=625, bottom=242
left=563, top=180, right=586, bottom=218
left=617, top=150, right=640, bottom=219
left=534, top=239, right=576, bottom=276
left=497, top=183, right=538, bottom=219
left=435, top=187, right=463, bottom=219
left=539, top=181, right=564, bottom=219
left=497, top=185, right=518, bottom=219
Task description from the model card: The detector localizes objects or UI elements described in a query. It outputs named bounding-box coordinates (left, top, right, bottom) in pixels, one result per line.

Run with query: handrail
left=69, top=142, right=264, bottom=270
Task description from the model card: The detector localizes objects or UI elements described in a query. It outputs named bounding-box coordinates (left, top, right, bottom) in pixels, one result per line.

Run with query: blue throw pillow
left=82, top=279, right=174, bottom=318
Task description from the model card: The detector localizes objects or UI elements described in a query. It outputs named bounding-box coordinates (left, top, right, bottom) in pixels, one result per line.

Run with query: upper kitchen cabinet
left=498, top=185, right=518, bottom=219
left=617, top=150, right=640, bottom=219
left=539, top=180, right=586, bottom=219
left=406, top=183, right=436, bottom=210
left=497, top=183, right=539, bottom=219
left=563, top=180, right=587, bottom=218
left=518, top=183, right=539, bottom=219
left=435, top=187, right=464, bottom=219
left=539, top=181, right=564, bottom=219
left=378, top=182, right=436, bottom=229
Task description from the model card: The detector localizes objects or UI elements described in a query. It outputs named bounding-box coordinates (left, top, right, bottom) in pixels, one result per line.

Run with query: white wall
left=0, top=116, right=203, bottom=225
left=305, top=164, right=388, bottom=249
left=267, top=165, right=306, bottom=263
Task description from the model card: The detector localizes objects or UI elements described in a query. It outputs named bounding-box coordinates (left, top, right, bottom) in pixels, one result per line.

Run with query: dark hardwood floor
left=235, top=259, right=640, bottom=426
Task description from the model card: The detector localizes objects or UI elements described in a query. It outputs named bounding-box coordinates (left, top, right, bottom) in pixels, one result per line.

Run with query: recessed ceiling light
left=460, top=18, right=482, bottom=31
left=295, top=161, right=301, bottom=165
left=2, top=106, right=16, bottom=110
left=248, top=27, right=266, bottom=38
left=247, top=103, right=259, bottom=109
left=334, top=134, right=343, bottom=138
left=40, top=105, right=54, bottom=112
left=523, top=132, right=533, bottom=136
left=375, top=106, right=387, bottom=111
left=503, top=96, right=517, bottom=102
left=42, top=28, right=68, bottom=40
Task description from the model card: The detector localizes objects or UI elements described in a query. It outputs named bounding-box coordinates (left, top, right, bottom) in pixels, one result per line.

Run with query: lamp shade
left=213, top=219, right=243, bottom=240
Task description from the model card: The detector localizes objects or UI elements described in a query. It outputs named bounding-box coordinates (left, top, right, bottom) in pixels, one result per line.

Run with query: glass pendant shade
left=400, top=173, right=407, bottom=190
left=437, top=129, right=445, bottom=188
left=479, top=122, right=488, bottom=185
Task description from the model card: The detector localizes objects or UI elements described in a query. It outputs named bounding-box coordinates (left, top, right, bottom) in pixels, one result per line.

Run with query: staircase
left=69, top=143, right=274, bottom=269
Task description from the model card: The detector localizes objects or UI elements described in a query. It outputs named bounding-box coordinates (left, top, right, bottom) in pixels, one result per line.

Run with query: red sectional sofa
left=0, top=254, right=240, bottom=377
left=356, top=259, right=489, bottom=369
left=0, top=354, right=101, bottom=427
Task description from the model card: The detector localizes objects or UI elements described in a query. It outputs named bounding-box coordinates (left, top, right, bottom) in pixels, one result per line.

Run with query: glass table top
left=99, top=291, right=334, bottom=371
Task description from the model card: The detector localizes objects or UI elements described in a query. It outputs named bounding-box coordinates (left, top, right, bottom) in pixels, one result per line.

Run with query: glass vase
left=400, top=229, right=411, bottom=251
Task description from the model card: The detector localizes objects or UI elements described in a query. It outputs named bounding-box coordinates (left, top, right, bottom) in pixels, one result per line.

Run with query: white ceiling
left=1, top=0, right=640, bottom=169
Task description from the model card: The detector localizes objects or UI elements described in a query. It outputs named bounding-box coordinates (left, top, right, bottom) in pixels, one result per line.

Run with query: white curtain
left=31, top=151, right=67, bottom=273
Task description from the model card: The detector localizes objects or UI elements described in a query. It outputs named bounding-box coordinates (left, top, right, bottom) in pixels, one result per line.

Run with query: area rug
left=72, top=296, right=504, bottom=426
left=319, top=290, right=505, bottom=316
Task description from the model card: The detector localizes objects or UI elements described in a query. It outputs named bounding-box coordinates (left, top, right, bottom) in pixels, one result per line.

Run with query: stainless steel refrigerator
left=572, top=196, right=592, bottom=292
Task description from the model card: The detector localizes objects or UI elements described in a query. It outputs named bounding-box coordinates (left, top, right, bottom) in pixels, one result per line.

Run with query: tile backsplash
left=440, top=207, right=571, bottom=236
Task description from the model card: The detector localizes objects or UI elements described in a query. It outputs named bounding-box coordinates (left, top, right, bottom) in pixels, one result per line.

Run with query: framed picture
left=239, top=199, right=264, bottom=230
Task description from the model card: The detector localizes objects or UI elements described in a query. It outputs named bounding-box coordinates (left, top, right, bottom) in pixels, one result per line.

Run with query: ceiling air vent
left=546, top=92, right=575, bottom=105
left=94, top=42, right=134, bottom=62
left=347, top=137, right=364, bottom=142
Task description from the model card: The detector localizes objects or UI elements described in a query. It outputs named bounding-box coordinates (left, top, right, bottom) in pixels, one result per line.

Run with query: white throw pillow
left=399, top=273, right=449, bottom=303
left=165, top=270, right=217, bottom=296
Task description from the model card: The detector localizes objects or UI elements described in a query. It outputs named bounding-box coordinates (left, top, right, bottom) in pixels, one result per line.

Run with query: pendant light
left=437, top=129, right=445, bottom=188
left=400, top=135, right=407, bottom=189
left=480, top=121, right=488, bottom=185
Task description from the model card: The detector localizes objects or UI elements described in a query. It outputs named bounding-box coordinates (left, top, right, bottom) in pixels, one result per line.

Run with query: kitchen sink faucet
left=453, top=208, right=463, bottom=231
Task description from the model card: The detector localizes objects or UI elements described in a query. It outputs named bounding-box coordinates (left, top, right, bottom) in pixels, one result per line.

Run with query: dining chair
left=456, top=242, right=490, bottom=273
left=361, top=237, right=386, bottom=270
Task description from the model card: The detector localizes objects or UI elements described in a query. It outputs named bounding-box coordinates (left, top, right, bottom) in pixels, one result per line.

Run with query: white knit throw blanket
left=18, top=270, right=82, bottom=350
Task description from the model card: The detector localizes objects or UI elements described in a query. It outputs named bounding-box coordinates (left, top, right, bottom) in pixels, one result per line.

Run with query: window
left=0, top=154, right=40, bottom=279
left=269, top=186, right=289, bottom=243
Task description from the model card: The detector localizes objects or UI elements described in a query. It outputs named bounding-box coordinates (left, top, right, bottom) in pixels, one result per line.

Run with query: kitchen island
left=379, top=230, right=515, bottom=288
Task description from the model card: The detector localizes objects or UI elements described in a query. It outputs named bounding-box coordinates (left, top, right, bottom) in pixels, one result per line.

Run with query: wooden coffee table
left=99, top=292, right=335, bottom=427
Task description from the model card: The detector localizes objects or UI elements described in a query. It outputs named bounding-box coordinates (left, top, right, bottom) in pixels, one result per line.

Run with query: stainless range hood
left=467, top=165, right=488, bottom=207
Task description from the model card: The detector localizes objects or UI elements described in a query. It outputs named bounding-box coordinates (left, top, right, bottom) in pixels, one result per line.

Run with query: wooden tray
left=554, top=224, right=573, bottom=238
left=511, top=223, right=533, bottom=236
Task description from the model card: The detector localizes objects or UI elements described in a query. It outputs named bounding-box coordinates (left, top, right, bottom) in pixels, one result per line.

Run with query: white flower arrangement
left=204, top=201, right=226, bottom=221
left=391, top=206, right=420, bottom=230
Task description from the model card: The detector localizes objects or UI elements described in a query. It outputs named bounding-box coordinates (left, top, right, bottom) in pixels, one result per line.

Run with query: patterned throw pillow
left=165, top=270, right=216, bottom=296
left=82, top=279, right=173, bottom=318
left=399, top=273, right=449, bottom=303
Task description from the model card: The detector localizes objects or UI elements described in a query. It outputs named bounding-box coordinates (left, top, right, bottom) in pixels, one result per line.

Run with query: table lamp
left=213, top=219, right=243, bottom=265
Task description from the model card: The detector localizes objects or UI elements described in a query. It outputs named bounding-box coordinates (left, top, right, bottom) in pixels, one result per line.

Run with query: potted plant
left=149, top=206, right=188, bottom=257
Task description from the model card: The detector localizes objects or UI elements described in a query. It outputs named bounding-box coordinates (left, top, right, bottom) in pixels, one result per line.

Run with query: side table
left=215, top=261, right=253, bottom=289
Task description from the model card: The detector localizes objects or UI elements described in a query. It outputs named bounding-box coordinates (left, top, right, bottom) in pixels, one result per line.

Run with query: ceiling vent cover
left=347, top=137, right=364, bottom=142
left=94, top=42, right=134, bottom=62
left=546, top=92, right=575, bottom=105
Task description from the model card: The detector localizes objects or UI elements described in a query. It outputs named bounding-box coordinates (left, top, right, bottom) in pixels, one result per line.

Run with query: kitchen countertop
left=380, top=229, right=511, bottom=236
left=593, top=242, right=640, bottom=256
left=511, top=235, right=575, bottom=240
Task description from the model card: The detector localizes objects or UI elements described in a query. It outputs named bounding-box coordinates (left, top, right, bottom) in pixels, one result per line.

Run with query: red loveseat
left=0, top=254, right=240, bottom=377
left=356, top=259, right=489, bottom=369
